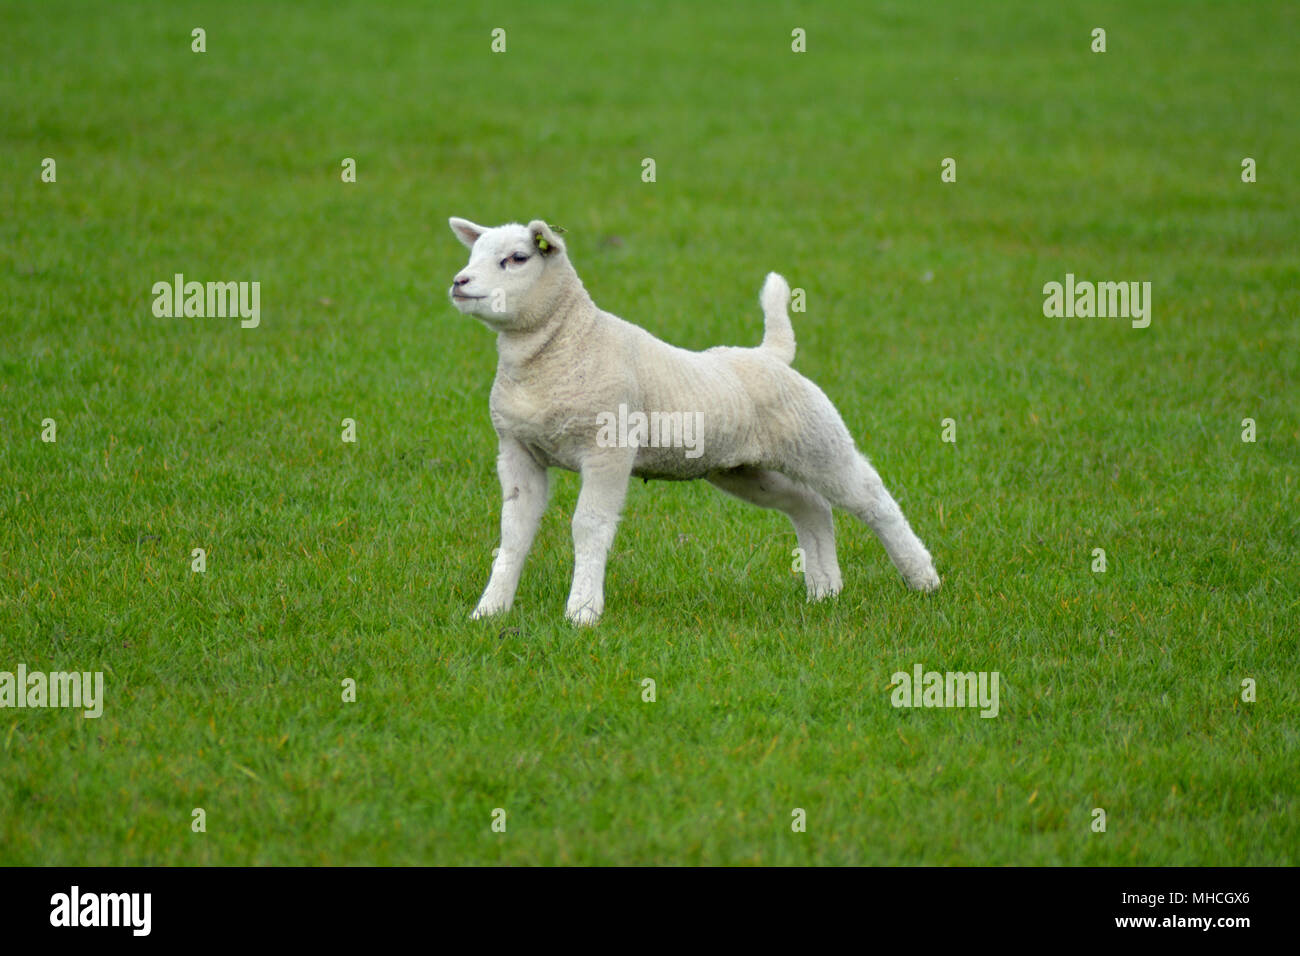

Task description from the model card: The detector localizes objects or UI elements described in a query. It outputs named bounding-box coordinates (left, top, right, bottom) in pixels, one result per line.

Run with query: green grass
left=1, top=0, right=1296, bottom=865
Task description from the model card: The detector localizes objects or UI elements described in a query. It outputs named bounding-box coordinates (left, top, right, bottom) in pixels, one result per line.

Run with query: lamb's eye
left=511, top=253, right=530, bottom=264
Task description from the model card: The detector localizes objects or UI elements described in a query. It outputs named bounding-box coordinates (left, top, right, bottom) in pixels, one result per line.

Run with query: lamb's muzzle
left=448, top=216, right=941, bottom=625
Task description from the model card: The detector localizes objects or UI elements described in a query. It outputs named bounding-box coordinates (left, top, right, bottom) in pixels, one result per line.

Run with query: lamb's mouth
left=452, top=292, right=485, bottom=300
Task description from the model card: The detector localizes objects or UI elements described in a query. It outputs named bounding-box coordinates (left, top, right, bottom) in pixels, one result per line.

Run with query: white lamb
left=448, top=217, right=940, bottom=625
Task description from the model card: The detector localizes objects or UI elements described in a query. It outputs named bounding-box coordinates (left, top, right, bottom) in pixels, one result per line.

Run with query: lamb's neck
left=495, top=284, right=596, bottom=375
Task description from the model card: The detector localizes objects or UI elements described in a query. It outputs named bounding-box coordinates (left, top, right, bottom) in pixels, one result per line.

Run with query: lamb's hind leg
left=707, top=466, right=842, bottom=600
left=809, top=451, right=940, bottom=592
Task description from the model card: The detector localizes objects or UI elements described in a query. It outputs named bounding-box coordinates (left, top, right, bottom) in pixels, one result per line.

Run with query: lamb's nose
left=453, top=274, right=471, bottom=288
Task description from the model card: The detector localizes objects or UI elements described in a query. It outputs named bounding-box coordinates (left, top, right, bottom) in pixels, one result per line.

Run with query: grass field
left=1, top=0, right=1296, bottom=865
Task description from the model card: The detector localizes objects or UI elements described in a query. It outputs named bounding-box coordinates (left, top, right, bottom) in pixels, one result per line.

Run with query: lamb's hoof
left=801, top=564, right=843, bottom=602
left=908, top=567, right=941, bottom=593
left=806, top=582, right=843, bottom=602
left=565, top=603, right=602, bottom=627
left=471, top=602, right=507, bottom=620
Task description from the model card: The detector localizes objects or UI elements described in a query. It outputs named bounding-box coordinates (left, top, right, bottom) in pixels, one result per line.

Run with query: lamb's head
left=448, top=217, right=571, bottom=330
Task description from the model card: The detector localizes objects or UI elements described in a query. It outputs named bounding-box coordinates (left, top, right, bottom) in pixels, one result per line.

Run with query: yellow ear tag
left=537, top=236, right=549, bottom=252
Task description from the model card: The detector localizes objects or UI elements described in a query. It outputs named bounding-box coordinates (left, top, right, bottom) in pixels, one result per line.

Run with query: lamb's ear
left=449, top=217, right=486, bottom=249
left=528, top=220, right=565, bottom=257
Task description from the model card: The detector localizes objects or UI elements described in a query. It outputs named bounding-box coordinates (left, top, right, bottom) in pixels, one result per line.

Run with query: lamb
left=447, top=217, right=941, bottom=625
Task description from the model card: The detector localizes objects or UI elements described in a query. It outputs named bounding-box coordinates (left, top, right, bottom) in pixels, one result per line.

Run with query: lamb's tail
left=759, top=272, right=796, bottom=364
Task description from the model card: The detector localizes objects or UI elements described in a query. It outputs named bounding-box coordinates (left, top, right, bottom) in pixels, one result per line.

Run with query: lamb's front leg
left=472, top=437, right=549, bottom=620
left=566, top=449, right=634, bottom=626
